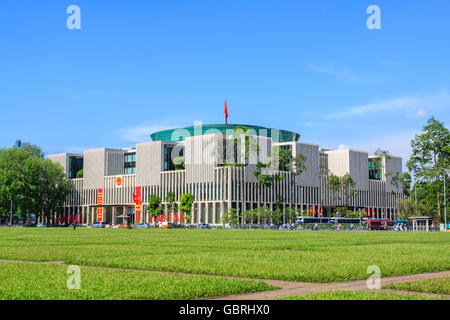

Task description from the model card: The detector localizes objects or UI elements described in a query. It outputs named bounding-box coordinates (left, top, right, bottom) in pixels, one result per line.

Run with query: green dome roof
left=150, top=124, right=300, bottom=143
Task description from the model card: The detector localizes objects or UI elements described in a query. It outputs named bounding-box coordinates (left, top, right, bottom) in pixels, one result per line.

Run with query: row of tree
left=0, top=145, right=72, bottom=223
left=396, top=117, right=450, bottom=222
left=145, top=192, right=194, bottom=223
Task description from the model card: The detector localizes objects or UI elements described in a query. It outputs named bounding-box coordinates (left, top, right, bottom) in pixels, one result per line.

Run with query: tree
left=396, top=198, right=415, bottom=221
left=407, top=116, right=450, bottom=222
left=173, top=156, right=185, bottom=170
left=76, top=169, right=83, bottom=178
left=253, top=146, right=294, bottom=186
left=224, top=126, right=261, bottom=224
left=179, top=193, right=194, bottom=224
left=253, top=146, right=307, bottom=222
left=344, top=209, right=364, bottom=219
left=0, top=148, right=32, bottom=223
left=327, top=172, right=342, bottom=201
left=18, top=144, right=45, bottom=159
left=342, top=173, right=356, bottom=202
left=0, top=146, right=71, bottom=225
left=35, top=159, right=72, bottom=222
left=165, top=191, right=178, bottom=221
left=223, top=125, right=260, bottom=167
left=333, top=206, right=348, bottom=217
left=254, top=206, right=270, bottom=225
left=373, top=149, right=391, bottom=171
left=272, top=194, right=285, bottom=224
left=270, top=208, right=283, bottom=225
left=391, top=172, right=411, bottom=196
left=146, top=194, right=162, bottom=224
left=411, top=179, right=449, bottom=220
left=285, top=151, right=307, bottom=211
left=242, top=209, right=258, bottom=224
left=326, top=171, right=355, bottom=207
left=221, top=208, right=238, bottom=225
left=285, top=206, right=299, bottom=224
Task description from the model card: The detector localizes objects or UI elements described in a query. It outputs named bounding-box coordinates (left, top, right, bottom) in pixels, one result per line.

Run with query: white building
left=48, top=123, right=404, bottom=225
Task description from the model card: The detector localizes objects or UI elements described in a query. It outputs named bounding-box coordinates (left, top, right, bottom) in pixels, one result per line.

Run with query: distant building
left=48, top=123, right=405, bottom=225
left=14, top=139, right=30, bottom=149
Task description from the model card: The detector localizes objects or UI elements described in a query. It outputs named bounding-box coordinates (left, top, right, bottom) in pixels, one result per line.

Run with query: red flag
left=224, top=99, right=228, bottom=124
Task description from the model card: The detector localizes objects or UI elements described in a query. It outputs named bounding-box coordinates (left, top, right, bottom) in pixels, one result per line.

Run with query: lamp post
left=444, top=169, right=448, bottom=231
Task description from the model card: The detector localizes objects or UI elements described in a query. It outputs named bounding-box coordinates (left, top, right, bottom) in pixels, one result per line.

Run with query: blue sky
left=1, top=0, right=449, bottom=164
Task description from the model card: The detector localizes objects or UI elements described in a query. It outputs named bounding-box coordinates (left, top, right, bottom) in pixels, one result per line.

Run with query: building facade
left=48, top=123, right=404, bottom=225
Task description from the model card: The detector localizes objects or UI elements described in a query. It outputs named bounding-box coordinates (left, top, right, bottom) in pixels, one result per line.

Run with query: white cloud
left=407, top=109, right=426, bottom=118
left=326, top=91, right=450, bottom=119
left=307, top=62, right=363, bottom=81
left=338, top=144, right=350, bottom=150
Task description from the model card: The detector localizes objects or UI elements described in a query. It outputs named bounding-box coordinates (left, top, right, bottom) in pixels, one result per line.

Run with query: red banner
left=97, top=189, right=103, bottom=222
left=133, top=186, right=142, bottom=223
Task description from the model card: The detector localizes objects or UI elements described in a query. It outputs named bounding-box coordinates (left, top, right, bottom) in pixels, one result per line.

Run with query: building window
left=164, top=145, right=175, bottom=171
left=278, top=145, right=292, bottom=171
left=124, top=152, right=136, bottom=174
left=68, top=156, right=83, bottom=179
left=368, top=158, right=381, bottom=180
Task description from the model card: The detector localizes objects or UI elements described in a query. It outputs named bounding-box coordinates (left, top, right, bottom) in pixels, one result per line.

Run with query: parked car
left=23, top=223, right=37, bottom=228
left=136, top=223, right=151, bottom=229
left=112, top=223, right=129, bottom=229
left=196, top=223, right=211, bottom=229
left=92, top=222, right=106, bottom=228
left=159, top=222, right=174, bottom=229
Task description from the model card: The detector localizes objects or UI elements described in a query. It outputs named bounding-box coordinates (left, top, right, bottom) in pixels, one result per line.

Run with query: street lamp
left=444, top=169, right=449, bottom=231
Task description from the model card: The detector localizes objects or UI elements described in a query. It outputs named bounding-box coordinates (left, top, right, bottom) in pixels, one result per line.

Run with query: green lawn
left=0, top=262, right=275, bottom=300
left=277, top=291, right=448, bottom=300
left=384, top=277, right=450, bottom=295
left=0, top=228, right=448, bottom=283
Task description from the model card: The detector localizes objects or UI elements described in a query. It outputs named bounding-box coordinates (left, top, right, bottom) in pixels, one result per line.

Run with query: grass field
left=0, top=262, right=275, bottom=300
left=384, top=277, right=450, bottom=295
left=0, top=228, right=448, bottom=283
left=277, top=291, right=448, bottom=300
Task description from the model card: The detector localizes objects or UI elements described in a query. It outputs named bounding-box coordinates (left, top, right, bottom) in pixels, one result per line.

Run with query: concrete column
left=112, top=206, right=116, bottom=225
left=220, top=202, right=224, bottom=225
